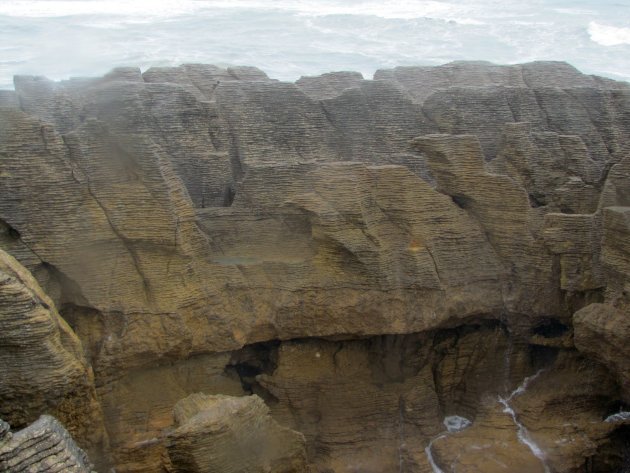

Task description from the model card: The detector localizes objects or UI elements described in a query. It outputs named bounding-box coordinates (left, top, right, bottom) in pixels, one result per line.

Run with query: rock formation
left=0, top=60, right=629, bottom=472
left=0, top=249, right=108, bottom=467
left=0, top=415, right=94, bottom=472
left=165, top=394, right=309, bottom=472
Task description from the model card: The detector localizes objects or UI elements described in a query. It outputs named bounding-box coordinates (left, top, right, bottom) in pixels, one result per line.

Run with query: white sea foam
left=553, top=8, right=595, bottom=16
left=443, top=415, right=472, bottom=432
left=0, top=0, right=486, bottom=23
left=0, top=0, right=629, bottom=90
left=605, top=411, right=630, bottom=423
left=0, top=1, right=197, bottom=18
left=588, top=22, right=630, bottom=46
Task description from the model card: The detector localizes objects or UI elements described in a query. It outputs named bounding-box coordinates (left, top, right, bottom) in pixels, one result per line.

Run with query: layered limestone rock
left=255, top=327, right=622, bottom=473
left=98, top=353, right=245, bottom=472
left=0, top=249, right=108, bottom=466
left=574, top=303, right=630, bottom=400
left=1, top=61, right=630, bottom=472
left=427, top=350, right=623, bottom=473
left=0, top=415, right=94, bottom=473
left=165, top=393, right=309, bottom=473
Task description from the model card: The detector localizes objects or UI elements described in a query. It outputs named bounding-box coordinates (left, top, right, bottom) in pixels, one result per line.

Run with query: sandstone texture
left=574, top=303, right=630, bottom=400
left=0, top=60, right=629, bottom=472
left=166, top=394, right=309, bottom=472
left=0, top=415, right=94, bottom=472
left=0, top=248, right=108, bottom=466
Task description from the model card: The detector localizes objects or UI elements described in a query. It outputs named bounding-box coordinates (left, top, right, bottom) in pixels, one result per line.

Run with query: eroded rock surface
left=0, top=415, right=94, bottom=473
left=574, top=303, right=630, bottom=400
left=1, top=61, right=629, bottom=472
left=166, top=394, right=309, bottom=473
left=0, top=249, right=108, bottom=466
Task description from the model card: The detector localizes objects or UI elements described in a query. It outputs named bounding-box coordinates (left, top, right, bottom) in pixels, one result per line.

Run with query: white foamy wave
left=443, top=415, right=472, bottom=432
left=0, top=0, right=486, bottom=23
left=211, top=0, right=471, bottom=22
left=588, top=22, right=630, bottom=47
left=0, top=0, right=629, bottom=90
left=0, top=0, right=208, bottom=18
left=553, top=8, right=595, bottom=16
left=605, top=411, right=630, bottom=423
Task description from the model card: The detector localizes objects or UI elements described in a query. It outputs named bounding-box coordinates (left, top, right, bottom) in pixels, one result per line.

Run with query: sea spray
left=1, top=0, right=629, bottom=90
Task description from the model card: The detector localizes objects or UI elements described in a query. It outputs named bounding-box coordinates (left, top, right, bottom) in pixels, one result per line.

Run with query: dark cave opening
left=532, top=318, right=569, bottom=338
left=226, top=340, right=280, bottom=394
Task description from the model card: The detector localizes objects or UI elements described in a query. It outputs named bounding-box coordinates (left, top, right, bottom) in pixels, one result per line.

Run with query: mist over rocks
left=0, top=60, right=629, bottom=472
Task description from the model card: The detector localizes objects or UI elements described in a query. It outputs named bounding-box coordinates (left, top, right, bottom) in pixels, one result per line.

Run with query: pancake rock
left=0, top=249, right=108, bottom=466
left=0, top=415, right=94, bottom=473
left=165, top=393, right=309, bottom=473
left=574, top=303, right=630, bottom=400
left=0, top=60, right=629, bottom=472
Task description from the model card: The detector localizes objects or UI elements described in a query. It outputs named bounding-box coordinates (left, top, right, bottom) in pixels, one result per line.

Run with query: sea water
left=0, top=0, right=629, bottom=89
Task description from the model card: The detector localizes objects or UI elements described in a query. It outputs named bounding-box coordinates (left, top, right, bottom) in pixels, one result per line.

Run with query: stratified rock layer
left=574, top=303, right=630, bottom=400
left=0, top=415, right=93, bottom=473
left=166, top=394, right=309, bottom=473
left=0, top=61, right=629, bottom=472
left=0, top=249, right=108, bottom=465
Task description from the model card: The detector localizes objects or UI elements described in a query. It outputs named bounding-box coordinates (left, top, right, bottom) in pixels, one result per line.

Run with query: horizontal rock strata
left=0, top=415, right=94, bottom=473
left=166, top=393, right=309, bottom=472
left=0, top=60, right=629, bottom=472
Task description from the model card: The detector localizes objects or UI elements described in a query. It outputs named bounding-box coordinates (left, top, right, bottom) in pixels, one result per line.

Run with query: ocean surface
left=0, top=0, right=629, bottom=89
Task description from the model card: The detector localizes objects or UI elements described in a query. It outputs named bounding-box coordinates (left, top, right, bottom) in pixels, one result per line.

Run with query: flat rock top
left=173, top=393, right=267, bottom=427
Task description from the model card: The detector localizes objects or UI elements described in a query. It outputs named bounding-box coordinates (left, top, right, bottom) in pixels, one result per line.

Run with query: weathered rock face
left=0, top=60, right=629, bottom=472
left=253, top=327, right=625, bottom=473
left=166, top=393, right=309, bottom=472
left=574, top=303, right=630, bottom=400
left=0, top=415, right=94, bottom=473
left=0, top=249, right=108, bottom=467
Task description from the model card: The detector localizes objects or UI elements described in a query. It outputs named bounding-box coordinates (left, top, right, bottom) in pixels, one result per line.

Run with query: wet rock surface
left=0, top=61, right=629, bottom=472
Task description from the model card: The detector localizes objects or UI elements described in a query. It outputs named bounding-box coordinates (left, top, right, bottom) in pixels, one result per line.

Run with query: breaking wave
left=588, top=21, right=630, bottom=46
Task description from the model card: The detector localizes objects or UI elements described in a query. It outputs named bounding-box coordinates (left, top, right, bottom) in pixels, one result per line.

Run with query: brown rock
left=0, top=415, right=94, bottom=473
left=574, top=303, right=630, bottom=400
left=166, top=394, right=309, bottom=473
left=1, top=61, right=630, bottom=472
left=0, top=249, right=108, bottom=466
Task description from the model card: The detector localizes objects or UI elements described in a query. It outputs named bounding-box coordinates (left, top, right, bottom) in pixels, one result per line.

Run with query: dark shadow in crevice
left=528, top=193, right=546, bottom=208
left=532, top=318, right=569, bottom=338
left=223, top=184, right=236, bottom=207
left=450, top=194, right=473, bottom=210
left=226, top=340, right=281, bottom=402
left=587, top=425, right=630, bottom=473
left=528, top=344, right=559, bottom=370
left=603, top=401, right=630, bottom=420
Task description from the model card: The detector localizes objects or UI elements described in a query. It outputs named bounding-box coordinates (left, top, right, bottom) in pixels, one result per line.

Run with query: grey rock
left=0, top=416, right=93, bottom=473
